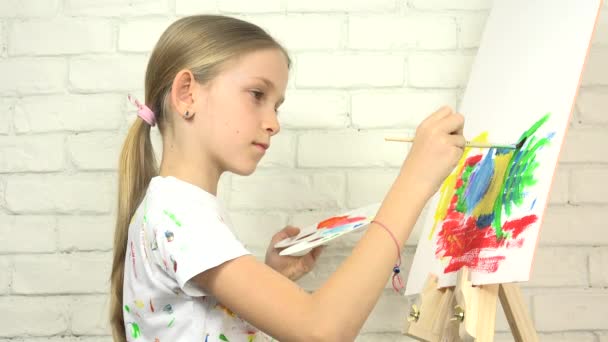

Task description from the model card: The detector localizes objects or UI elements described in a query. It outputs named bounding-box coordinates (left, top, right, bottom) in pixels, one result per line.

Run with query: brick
left=0, top=58, right=66, bottom=95
left=582, top=48, right=608, bottom=86
left=548, top=167, right=569, bottom=205
left=590, top=247, right=608, bottom=287
left=14, top=94, right=124, bottom=133
left=0, top=98, right=14, bottom=135
left=67, top=132, right=123, bottom=171
left=70, top=295, right=110, bottom=335
left=409, top=54, right=474, bottom=88
left=0, top=0, right=59, bottom=17
left=534, top=290, right=608, bottom=330
left=5, top=174, right=115, bottom=214
left=279, top=90, right=349, bottom=129
left=9, top=19, right=113, bottom=56
left=229, top=171, right=345, bottom=210
left=525, top=247, right=588, bottom=287
left=539, top=332, right=597, bottom=342
left=287, top=0, right=396, bottom=12
left=0, top=257, right=10, bottom=294
left=219, top=0, right=283, bottom=13
left=0, top=135, right=64, bottom=172
left=243, top=15, right=343, bottom=51
left=576, top=88, right=608, bottom=124
left=0, top=296, right=69, bottom=337
left=57, top=215, right=114, bottom=251
left=258, top=130, right=296, bottom=168
left=0, top=215, right=57, bottom=253
left=64, top=0, right=169, bottom=16
left=592, top=7, right=608, bottom=46
left=69, top=55, right=148, bottom=92
left=346, top=169, right=400, bottom=208
left=298, top=131, right=408, bottom=167
left=457, top=13, right=489, bottom=48
left=571, top=167, right=608, bottom=204
left=296, top=54, right=405, bottom=88
left=561, top=128, right=608, bottom=163
left=408, top=0, right=493, bottom=10
left=348, top=15, right=456, bottom=50
left=12, top=252, right=111, bottom=294
left=0, top=22, right=6, bottom=58
left=540, top=205, right=608, bottom=245
left=351, top=90, right=457, bottom=128
left=118, top=18, right=173, bottom=52
left=230, top=211, right=289, bottom=252
left=176, top=0, right=218, bottom=15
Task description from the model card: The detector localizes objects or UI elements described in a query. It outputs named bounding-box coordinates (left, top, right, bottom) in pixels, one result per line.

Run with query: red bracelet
left=371, top=220, right=405, bottom=293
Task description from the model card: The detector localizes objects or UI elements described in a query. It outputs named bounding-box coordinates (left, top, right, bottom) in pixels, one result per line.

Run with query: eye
left=250, top=90, right=264, bottom=101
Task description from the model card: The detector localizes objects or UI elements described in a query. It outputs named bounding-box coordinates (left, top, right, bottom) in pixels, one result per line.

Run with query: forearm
left=311, top=168, right=432, bottom=340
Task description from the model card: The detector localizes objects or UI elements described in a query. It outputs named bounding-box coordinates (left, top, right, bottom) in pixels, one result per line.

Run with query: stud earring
left=184, top=110, right=195, bottom=118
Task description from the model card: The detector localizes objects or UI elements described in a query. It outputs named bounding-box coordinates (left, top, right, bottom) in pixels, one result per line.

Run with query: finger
left=283, top=226, right=301, bottom=237
left=447, top=135, right=466, bottom=149
left=310, top=245, right=325, bottom=261
left=438, top=112, right=465, bottom=134
left=271, top=226, right=300, bottom=244
left=428, top=105, right=454, bottom=123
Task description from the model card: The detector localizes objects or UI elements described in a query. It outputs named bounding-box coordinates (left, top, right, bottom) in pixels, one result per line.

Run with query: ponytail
left=110, top=118, right=157, bottom=341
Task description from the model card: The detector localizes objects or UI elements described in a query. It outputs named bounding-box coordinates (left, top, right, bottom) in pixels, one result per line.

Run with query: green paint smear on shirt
left=167, top=317, right=175, bottom=328
left=219, top=334, right=230, bottom=341
left=130, top=323, right=141, bottom=338
left=124, top=305, right=130, bottom=312
left=163, top=209, right=182, bottom=227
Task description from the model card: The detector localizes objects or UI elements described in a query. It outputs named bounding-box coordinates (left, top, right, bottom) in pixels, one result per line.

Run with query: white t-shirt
left=123, top=175, right=276, bottom=341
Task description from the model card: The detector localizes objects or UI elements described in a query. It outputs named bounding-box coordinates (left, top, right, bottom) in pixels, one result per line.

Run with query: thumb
left=271, top=226, right=301, bottom=243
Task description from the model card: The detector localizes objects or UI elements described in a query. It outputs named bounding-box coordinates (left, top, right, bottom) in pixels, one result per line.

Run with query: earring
left=184, top=110, right=195, bottom=118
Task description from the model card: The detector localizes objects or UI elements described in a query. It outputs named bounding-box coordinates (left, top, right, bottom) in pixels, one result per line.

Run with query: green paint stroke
left=492, top=113, right=551, bottom=238
left=163, top=209, right=182, bottom=227
left=167, top=317, right=175, bottom=328
left=455, top=163, right=476, bottom=213
left=124, top=305, right=130, bottom=313
left=130, top=322, right=141, bottom=338
left=219, top=334, right=230, bottom=341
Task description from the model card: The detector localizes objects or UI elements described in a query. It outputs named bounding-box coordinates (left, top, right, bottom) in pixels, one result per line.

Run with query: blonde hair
left=110, top=15, right=290, bottom=341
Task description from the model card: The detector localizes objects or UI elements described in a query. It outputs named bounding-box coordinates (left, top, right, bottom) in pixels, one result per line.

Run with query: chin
left=228, top=163, right=258, bottom=176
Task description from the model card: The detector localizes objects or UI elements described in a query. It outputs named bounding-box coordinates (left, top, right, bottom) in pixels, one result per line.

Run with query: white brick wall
left=0, top=0, right=606, bottom=340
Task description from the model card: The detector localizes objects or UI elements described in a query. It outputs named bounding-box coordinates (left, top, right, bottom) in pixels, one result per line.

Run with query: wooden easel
left=403, top=267, right=538, bottom=342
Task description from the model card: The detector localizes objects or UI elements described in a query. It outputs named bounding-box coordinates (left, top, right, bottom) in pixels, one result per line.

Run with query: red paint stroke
left=130, top=240, right=137, bottom=279
left=436, top=211, right=537, bottom=273
left=150, top=298, right=155, bottom=312
left=316, top=215, right=366, bottom=229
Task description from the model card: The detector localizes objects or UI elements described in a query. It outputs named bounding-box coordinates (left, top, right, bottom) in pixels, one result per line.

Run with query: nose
left=263, top=110, right=280, bottom=136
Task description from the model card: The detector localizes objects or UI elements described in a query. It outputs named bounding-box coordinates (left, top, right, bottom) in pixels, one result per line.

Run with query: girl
left=110, top=15, right=465, bottom=342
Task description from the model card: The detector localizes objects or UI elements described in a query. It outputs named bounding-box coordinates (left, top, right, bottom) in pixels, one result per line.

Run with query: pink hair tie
left=128, top=94, right=156, bottom=127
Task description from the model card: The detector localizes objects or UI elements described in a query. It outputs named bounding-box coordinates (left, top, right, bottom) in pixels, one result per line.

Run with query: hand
left=401, top=106, right=466, bottom=197
left=265, top=226, right=325, bottom=281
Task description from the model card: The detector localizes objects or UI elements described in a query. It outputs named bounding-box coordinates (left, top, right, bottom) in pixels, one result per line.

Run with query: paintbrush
left=384, top=136, right=527, bottom=150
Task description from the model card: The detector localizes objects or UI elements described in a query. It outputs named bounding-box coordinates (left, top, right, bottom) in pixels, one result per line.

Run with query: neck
left=158, top=140, right=222, bottom=196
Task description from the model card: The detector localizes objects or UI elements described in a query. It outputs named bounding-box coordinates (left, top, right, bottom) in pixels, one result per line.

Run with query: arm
left=193, top=107, right=465, bottom=341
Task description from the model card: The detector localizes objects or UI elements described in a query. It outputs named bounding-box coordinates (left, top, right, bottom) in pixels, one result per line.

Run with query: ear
left=170, top=69, right=197, bottom=120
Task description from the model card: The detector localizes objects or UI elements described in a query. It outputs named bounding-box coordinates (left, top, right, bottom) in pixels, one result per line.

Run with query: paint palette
left=275, top=203, right=381, bottom=256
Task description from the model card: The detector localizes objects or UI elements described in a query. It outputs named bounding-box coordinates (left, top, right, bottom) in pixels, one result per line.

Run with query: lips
left=253, top=142, right=269, bottom=150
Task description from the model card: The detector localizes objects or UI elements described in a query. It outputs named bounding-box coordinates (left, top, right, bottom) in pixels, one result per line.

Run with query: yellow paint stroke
left=471, top=151, right=513, bottom=218
left=428, top=132, right=489, bottom=240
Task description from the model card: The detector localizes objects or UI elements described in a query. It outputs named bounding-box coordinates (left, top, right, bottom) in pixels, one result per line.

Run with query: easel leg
left=499, top=284, right=538, bottom=342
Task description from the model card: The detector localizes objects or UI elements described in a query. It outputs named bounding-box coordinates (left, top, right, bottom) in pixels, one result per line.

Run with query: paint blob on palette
left=276, top=203, right=380, bottom=256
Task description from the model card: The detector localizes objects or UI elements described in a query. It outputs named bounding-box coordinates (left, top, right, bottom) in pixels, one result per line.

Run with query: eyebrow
left=253, top=77, right=285, bottom=105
